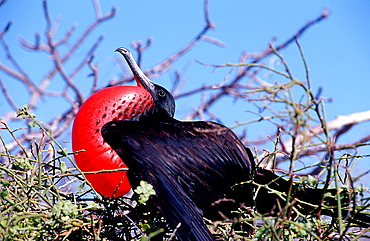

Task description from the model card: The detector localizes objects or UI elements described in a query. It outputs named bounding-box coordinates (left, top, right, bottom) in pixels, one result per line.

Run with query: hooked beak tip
left=115, top=47, right=129, bottom=55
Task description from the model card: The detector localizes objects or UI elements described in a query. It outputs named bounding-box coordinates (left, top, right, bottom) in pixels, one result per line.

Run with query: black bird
left=101, top=48, right=369, bottom=241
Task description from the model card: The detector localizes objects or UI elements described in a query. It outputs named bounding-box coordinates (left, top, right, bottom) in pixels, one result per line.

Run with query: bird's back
left=102, top=120, right=255, bottom=240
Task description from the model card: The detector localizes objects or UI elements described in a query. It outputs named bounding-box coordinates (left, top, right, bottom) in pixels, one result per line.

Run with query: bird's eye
left=158, top=90, right=166, bottom=97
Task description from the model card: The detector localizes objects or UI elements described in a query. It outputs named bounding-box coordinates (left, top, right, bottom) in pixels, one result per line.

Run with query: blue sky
left=1, top=1, right=369, bottom=185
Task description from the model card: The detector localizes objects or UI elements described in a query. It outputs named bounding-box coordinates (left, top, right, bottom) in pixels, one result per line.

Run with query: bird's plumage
left=102, top=120, right=255, bottom=240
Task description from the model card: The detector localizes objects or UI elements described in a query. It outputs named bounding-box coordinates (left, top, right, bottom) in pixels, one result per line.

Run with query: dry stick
left=92, top=0, right=103, bottom=19
left=43, top=0, right=83, bottom=106
left=0, top=20, right=12, bottom=38
left=69, top=35, right=104, bottom=81
left=132, top=37, right=153, bottom=68
left=184, top=10, right=330, bottom=121
left=150, top=0, right=214, bottom=76
left=269, top=43, right=298, bottom=231
left=276, top=110, right=370, bottom=164
left=0, top=78, right=18, bottom=112
left=87, top=55, right=100, bottom=94
left=0, top=121, right=30, bottom=158
left=170, top=69, right=186, bottom=96
left=29, top=0, right=116, bottom=109
left=294, top=36, right=334, bottom=227
left=0, top=38, right=41, bottom=97
left=109, top=0, right=215, bottom=87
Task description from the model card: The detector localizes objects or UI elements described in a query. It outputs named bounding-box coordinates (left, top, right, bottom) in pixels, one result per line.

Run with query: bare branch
left=87, top=55, right=99, bottom=94
left=282, top=110, right=370, bottom=155
left=0, top=20, right=12, bottom=38
left=183, top=10, right=329, bottom=121
left=92, top=0, right=103, bottom=19
left=149, top=0, right=215, bottom=76
left=0, top=78, right=18, bottom=112
left=110, top=0, right=217, bottom=87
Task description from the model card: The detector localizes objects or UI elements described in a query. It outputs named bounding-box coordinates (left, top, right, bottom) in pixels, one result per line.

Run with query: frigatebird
left=74, top=48, right=369, bottom=240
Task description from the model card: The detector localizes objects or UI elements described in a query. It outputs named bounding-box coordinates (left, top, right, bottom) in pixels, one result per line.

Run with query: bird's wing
left=101, top=120, right=254, bottom=241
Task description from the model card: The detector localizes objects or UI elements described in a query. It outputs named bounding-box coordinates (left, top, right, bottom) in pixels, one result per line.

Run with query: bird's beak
left=115, top=47, right=157, bottom=97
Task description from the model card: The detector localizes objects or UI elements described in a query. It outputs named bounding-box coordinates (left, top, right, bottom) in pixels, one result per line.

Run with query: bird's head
left=116, top=47, right=175, bottom=120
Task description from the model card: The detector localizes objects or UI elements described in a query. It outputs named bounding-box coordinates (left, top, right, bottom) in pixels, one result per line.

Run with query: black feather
left=102, top=120, right=255, bottom=241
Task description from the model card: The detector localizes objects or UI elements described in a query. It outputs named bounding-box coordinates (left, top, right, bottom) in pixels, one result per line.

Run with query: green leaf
left=28, top=120, right=37, bottom=127
left=57, top=148, right=68, bottom=156
left=51, top=200, right=79, bottom=218
left=85, top=201, right=102, bottom=210
left=1, top=179, right=10, bottom=187
left=134, top=181, right=156, bottom=204
left=59, top=161, right=67, bottom=173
